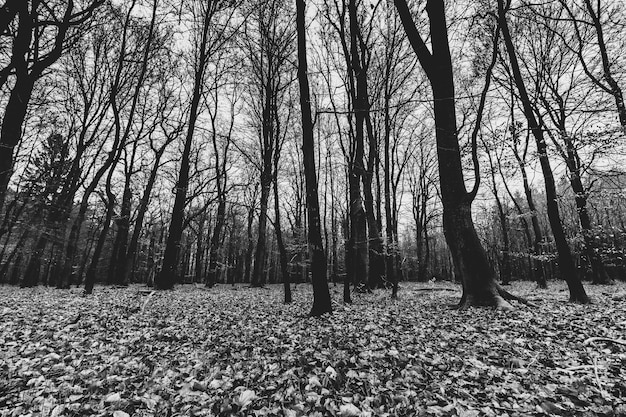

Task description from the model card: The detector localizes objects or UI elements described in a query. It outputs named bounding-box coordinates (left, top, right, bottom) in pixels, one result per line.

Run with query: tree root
left=456, top=294, right=513, bottom=311
left=497, top=284, right=538, bottom=307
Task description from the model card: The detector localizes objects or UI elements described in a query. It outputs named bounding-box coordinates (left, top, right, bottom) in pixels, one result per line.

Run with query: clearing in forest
left=0, top=282, right=625, bottom=417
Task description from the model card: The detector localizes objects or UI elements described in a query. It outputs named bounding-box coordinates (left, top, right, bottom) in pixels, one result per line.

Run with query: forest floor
left=0, top=281, right=625, bottom=417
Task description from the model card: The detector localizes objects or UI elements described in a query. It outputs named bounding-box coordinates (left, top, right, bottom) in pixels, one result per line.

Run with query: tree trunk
left=569, top=170, right=610, bottom=284
left=486, top=148, right=511, bottom=285
left=0, top=77, right=34, bottom=213
left=396, top=0, right=510, bottom=308
left=498, top=0, right=588, bottom=302
left=107, top=173, right=132, bottom=285
left=511, top=151, right=547, bottom=287
left=251, top=174, right=270, bottom=287
left=21, top=232, right=47, bottom=287
left=84, top=168, right=117, bottom=294
left=244, top=201, right=255, bottom=284
left=273, top=178, right=291, bottom=302
left=296, top=0, right=331, bottom=316
left=124, top=148, right=165, bottom=283
left=195, top=215, right=206, bottom=284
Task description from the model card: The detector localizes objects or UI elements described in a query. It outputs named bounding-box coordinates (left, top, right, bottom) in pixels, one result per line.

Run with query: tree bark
left=274, top=171, right=291, bottom=303
left=396, top=0, right=511, bottom=308
left=156, top=8, right=212, bottom=290
left=296, top=0, right=332, bottom=316
left=498, top=0, right=589, bottom=303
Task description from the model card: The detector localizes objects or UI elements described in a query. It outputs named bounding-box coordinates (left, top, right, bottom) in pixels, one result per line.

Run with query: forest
left=0, top=0, right=626, bottom=415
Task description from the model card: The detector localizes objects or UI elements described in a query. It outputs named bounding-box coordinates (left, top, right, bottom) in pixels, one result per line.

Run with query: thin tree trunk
left=195, top=215, right=206, bottom=283
left=124, top=147, right=166, bottom=283
left=296, top=0, right=331, bottom=316
left=581, top=0, right=626, bottom=128
left=251, top=178, right=270, bottom=287
left=568, top=168, right=610, bottom=284
left=273, top=161, right=291, bottom=303
left=498, top=0, right=588, bottom=302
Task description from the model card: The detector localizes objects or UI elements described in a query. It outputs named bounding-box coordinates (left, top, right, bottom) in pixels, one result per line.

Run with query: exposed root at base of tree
left=456, top=295, right=513, bottom=311
left=497, top=284, right=537, bottom=307
left=309, top=305, right=332, bottom=317
left=455, top=285, right=537, bottom=311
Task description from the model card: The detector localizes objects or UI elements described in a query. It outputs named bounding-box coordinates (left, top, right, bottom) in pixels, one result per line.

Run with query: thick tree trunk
left=498, top=0, right=588, bottom=302
left=156, top=3, right=212, bottom=290
left=157, top=128, right=194, bottom=290
left=345, top=0, right=370, bottom=292
left=296, top=0, right=331, bottom=316
left=396, top=0, right=510, bottom=308
left=0, top=77, right=34, bottom=213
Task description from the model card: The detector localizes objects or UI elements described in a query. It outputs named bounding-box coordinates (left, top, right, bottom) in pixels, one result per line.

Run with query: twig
left=583, top=337, right=626, bottom=347
left=556, top=365, right=605, bottom=373
left=592, top=357, right=603, bottom=391
left=141, top=290, right=156, bottom=313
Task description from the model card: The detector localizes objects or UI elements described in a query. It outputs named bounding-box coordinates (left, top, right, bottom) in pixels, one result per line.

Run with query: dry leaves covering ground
left=1, top=281, right=625, bottom=417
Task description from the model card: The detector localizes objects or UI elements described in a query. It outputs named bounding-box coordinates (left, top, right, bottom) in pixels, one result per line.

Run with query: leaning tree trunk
left=296, top=0, right=332, bottom=316
left=84, top=166, right=118, bottom=295
left=124, top=147, right=165, bottom=284
left=498, top=0, right=588, bottom=302
left=0, top=77, right=34, bottom=214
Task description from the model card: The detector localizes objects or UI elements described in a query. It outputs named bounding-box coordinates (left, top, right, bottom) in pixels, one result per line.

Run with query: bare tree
left=395, top=0, right=521, bottom=308
left=0, top=0, right=104, bottom=213
left=497, top=0, right=589, bottom=303
left=296, top=0, right=332, bottom=316
left=157, top=0, right=241, bottom=289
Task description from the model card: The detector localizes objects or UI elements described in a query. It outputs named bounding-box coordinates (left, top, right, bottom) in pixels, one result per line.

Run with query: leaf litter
left=0, top=281, right=625, bottom=417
